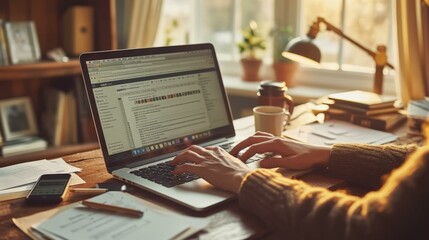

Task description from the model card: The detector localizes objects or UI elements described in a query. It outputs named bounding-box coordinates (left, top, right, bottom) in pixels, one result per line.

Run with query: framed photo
left=0, top=97, right=38, bottom=141
left=4, top=21, right=41, bottom=64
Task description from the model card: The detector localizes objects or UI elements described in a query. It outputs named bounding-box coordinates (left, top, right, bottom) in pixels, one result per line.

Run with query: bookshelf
left=0, top=60, right=81, bottom=80
left=0, top=0, right=117, bottom=164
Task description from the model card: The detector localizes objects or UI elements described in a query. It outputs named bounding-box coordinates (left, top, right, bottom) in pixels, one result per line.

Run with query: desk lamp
left=283, top=17, right=394, bottom=95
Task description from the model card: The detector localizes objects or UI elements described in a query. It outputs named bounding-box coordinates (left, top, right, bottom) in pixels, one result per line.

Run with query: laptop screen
left=80, top=44, right=235, bottom=170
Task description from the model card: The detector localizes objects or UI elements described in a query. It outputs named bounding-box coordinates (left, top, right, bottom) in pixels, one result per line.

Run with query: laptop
left=79, top=43, right=262, bottom=211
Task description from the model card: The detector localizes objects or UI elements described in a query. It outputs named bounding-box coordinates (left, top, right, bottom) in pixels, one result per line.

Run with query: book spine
left=330, top=104, right=398, bottom=116
left=331, top=104, right=367, bottom=114
left=0, top=20, right=10, bottom=65
left=407, top=117, right=425, bottom=136
left=74, top=76, right=98, bottom=142
left=350, top=115, right=386, bottom=131
left=324, top=109, right=352, bottom=121
left=329, top=99, right=371, bottom=109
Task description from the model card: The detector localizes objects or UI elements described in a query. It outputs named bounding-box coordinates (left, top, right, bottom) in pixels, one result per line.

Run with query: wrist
left=315, top=145, right=331, bottom=167
left=232, top=171, right=250, bottom=194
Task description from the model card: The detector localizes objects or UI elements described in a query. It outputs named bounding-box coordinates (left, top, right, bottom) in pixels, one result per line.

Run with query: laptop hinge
left=198, top=138, right=230, bottom=147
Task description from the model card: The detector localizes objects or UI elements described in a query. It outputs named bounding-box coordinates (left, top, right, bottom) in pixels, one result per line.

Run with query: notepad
left=14, top=191, right=209, bottom=240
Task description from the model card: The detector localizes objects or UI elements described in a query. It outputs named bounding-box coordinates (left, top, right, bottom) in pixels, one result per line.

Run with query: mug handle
left=284, top=95, right=294, bottom=116
left=283, top=110, right=291, bottom=128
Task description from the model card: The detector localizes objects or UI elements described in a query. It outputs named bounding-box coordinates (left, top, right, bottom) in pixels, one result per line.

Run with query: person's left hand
left=171, top=145, right=251, bottom=194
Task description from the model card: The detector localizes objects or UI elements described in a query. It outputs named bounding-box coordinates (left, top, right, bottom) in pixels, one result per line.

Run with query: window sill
left=220, top=59, right=397, bottom=103
left=223, top=75, right=352, bottom=104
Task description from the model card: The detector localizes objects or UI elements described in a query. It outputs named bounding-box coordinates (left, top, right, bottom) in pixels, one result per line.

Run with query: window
left=301, top=0, right=395, bottom=72
left=155, top=0, right=274, bottom=62
left=155, top=0, right=397, bottom=93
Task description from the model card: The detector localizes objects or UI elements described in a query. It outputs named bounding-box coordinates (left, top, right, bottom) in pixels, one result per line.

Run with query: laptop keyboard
left=130, top=161, right=199, bottom=188
left=130, top=143, right=264, bottom=188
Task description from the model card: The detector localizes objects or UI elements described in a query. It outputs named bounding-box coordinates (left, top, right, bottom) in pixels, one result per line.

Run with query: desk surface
left=0, top=148, right=272, bottom=239
left=0, top=116, right=268, bottom=239
left=0, top=113, right=418, bottom=239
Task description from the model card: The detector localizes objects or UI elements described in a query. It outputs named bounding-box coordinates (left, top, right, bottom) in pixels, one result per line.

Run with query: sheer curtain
left=395, top=0, right=429, bottom=105
left=124, top=0, right=163, bottom=48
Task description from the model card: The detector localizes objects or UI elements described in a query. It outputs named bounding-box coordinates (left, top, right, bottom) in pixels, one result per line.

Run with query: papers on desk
left=14, top=191, right=209, bottom=240
left=407, top=98, right=429, bottom=118
left=0, top=173, right=84, bottom=201
left=0, top=158, right=84, bottom=201
left=283, top=119, right=397, bottom=146
left=0, top=158, right=81, bottom=190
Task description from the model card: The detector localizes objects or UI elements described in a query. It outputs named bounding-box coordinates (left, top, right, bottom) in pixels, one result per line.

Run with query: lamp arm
left=316, top=17, right=394, bottom=69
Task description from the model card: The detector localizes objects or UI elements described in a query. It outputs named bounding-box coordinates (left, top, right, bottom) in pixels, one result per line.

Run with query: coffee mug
left=253, top=106, right=291, bottom=136
left=257, top=81, right=294, bottom=116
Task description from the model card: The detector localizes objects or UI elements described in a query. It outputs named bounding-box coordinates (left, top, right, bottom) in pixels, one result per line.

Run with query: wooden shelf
left=0, top=0, right=116, bottom=167
left=0, top=60, right=81, bottom=81
left=0, top=142, right=100, bottom=167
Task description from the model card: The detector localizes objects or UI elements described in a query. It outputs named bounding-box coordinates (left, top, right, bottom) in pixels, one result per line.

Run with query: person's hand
left=171, top=145, right=251, bottom=194
left=230, top=132, right=331, bottom=170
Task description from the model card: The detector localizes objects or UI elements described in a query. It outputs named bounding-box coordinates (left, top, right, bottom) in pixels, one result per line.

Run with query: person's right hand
left=230, top=132, right=332, bottom=170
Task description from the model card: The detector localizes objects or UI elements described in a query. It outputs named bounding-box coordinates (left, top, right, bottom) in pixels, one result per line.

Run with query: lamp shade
left=282, top=37, right=321, bottom=67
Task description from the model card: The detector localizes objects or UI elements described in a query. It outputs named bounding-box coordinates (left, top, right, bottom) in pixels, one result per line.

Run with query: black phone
left=26, top=173, right=72, bottom=205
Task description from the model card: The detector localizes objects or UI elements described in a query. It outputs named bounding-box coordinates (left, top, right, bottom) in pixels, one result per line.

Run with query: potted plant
left=271, top=25, right=298, bottom=87
left=165, top=19, right=179, bottom=46
left=237, top=20, right=266, bottom=82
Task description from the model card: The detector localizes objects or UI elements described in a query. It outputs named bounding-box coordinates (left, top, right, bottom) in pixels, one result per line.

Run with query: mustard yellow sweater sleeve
left=327, top=144, right=418, bottom=188
left=239, top=145, right=429, bottom=240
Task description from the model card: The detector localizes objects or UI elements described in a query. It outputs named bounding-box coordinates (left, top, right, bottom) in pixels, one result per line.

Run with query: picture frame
left=0, top=97, right=38, bottom=141
left=4, top=21, right=41, bottom=64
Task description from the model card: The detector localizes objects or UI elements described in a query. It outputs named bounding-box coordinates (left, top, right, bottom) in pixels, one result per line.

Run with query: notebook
left=79, top=43, right=261, bottom=211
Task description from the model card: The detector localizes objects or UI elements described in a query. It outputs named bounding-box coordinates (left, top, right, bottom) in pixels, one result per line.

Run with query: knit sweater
left=238, top=144, right=428, bottom=240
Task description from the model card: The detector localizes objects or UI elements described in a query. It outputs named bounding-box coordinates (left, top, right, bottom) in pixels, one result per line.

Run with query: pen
left=69, top=188, right=109, bottom=194
left=311, top=132, right=336, bottom=140
left=81, top=200, right=144, bottom=218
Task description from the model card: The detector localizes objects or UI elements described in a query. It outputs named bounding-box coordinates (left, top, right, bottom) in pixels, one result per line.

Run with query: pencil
left=69, top=188, right=108, bottom=194
left=81, top=200, right=144, bottom=218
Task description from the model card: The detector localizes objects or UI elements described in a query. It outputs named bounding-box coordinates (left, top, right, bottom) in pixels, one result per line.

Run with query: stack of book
left=325, top=90, right=406, bottom=131
left=0, top=136, right=47, bottom=157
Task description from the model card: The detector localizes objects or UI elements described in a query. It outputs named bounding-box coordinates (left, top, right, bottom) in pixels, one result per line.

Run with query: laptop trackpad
left=175, top=178, right=228, bottom=195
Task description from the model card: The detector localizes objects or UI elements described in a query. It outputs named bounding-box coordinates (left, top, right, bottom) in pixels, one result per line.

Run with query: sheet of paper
left=33, top=192, right=208, bottom=240
left=0, top=159, right=81, bottom=190
left=283, top=119, right=397, bottom=146
left=13, top=202, right=79, bottom=240
left=49, top=158, right=82, bottom=173
left=198, top=210, right=256, bottom=240
left=0, top=173, right=85, bottom=201
left=408, top=99, right=429, bottom=118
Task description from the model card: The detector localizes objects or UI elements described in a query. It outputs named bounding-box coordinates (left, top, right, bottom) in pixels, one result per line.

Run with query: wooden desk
left=0, top=114, right=419, bottom=239
left=0, top=116, right=270, bottom=239
left=0, top=148, right=272, bottom=239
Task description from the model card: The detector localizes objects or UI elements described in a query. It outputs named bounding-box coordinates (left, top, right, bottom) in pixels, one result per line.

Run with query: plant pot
left=273, top=62, right=299, bottom=87
left=240, top=58, right=262, bottom=82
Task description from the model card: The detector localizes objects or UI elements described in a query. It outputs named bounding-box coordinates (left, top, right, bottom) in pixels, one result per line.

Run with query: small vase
left=273, top=62, right=298, bottom=87
left=240, top=58, right=262, bottom=82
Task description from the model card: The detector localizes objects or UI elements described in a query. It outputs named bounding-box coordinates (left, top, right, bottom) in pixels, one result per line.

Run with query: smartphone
left=26, top=173, right=72, bottom=205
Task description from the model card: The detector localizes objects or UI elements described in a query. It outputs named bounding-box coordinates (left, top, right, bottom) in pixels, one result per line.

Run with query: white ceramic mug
left=253, top=106, right=290, bottom=136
